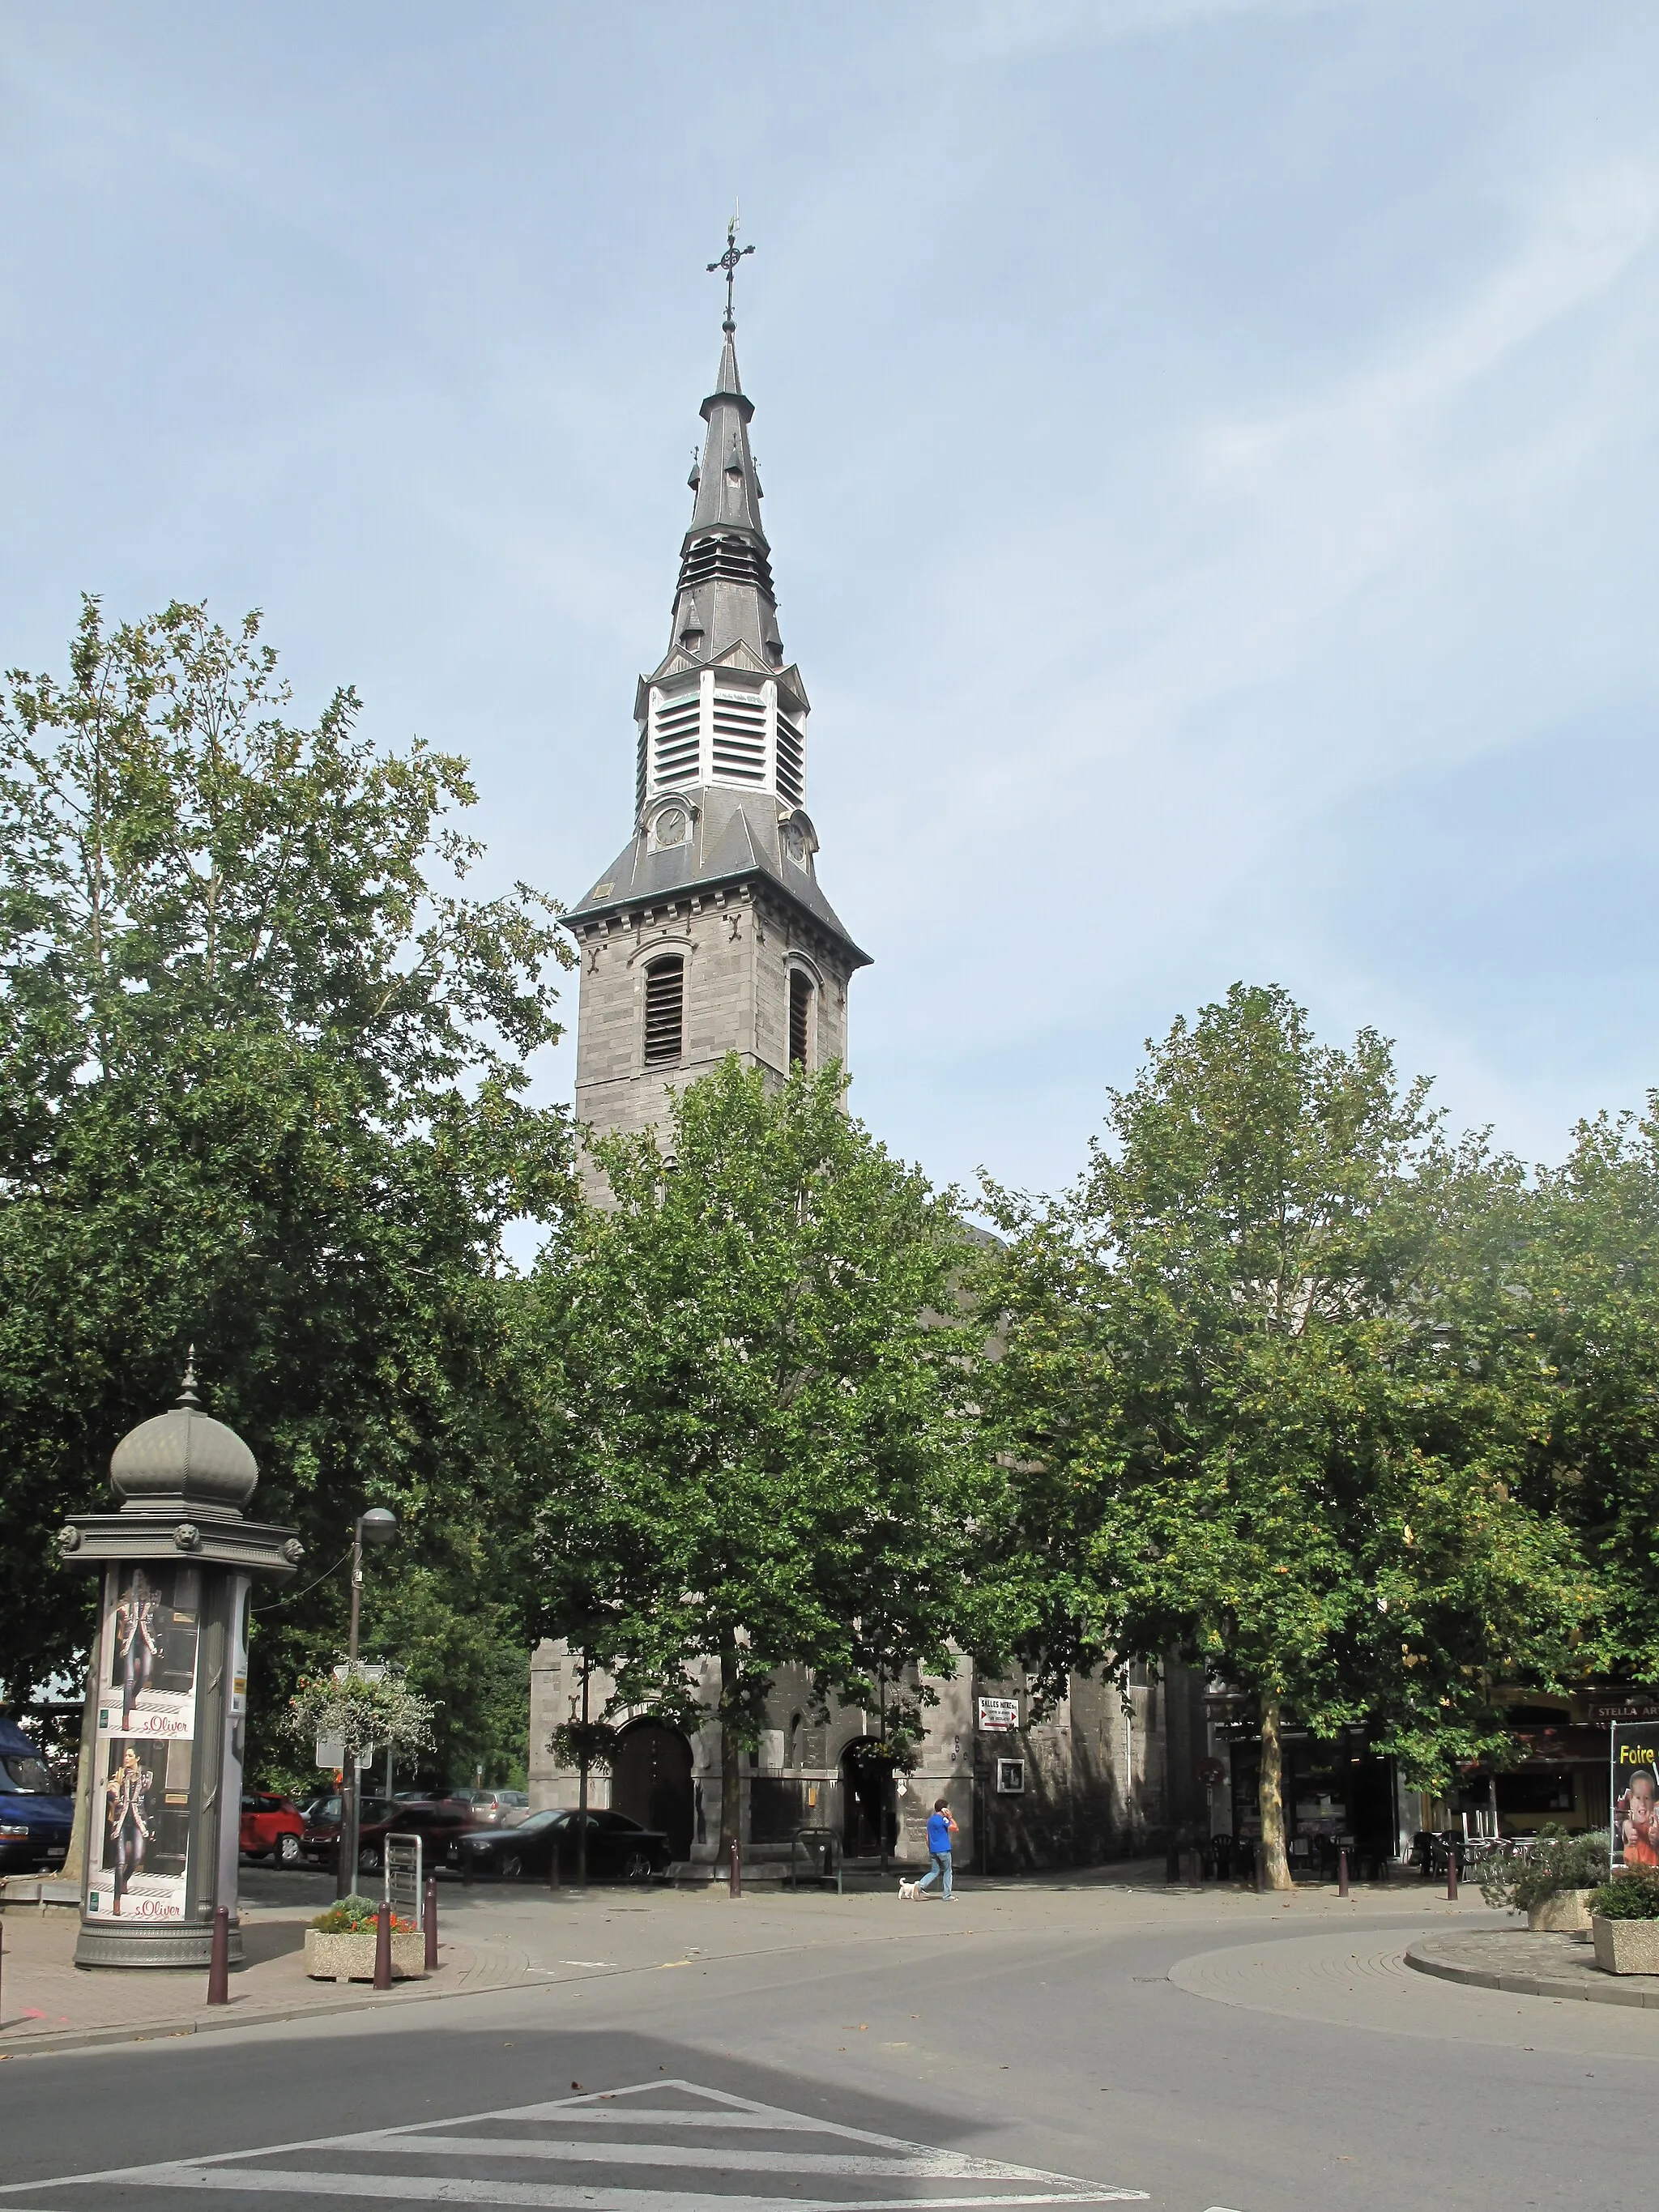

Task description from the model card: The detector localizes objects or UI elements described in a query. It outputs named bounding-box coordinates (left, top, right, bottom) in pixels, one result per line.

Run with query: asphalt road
left=0, top=1892, right=1648, bottom=2212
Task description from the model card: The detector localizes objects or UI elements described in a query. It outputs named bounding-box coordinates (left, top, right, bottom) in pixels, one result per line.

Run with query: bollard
left=207, top=1903, right=230, bottom=2005
left=1253, top=1845, right=1265, bottom=1894
left=424, top=1875, right=438, bottom=1972
left=1338, top=1848, right=1350, bottom=1899
left=1165, top=1841, right=1180, bottom=1885
left=1446, top=1849, right=1458, bottom=1903
left=728, top=1835, right=741, bottom=1899
left=373, top=1899, right=392, bottom=1990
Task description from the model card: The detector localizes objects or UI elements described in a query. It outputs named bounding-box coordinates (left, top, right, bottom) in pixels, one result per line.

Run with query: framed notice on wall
left=977, top=1697, right=1018, bottom=1733
left=86, top=1564, right=203, bottom=1923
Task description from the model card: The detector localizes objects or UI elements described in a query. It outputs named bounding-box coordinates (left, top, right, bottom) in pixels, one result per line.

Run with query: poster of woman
left=1610, top=1724, right=1659, bottom=1871
left=95, top=1565, right=201, bottom=1740
left=84, top=1564, right=202, bottom=1920
left=85, top=1733, right=193, bottom=1920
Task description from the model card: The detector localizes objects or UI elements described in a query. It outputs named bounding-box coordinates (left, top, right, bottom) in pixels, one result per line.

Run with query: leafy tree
left=526, top=1057, right=997, bottom=1852
left=980, top=985, right=1587, bottom=1886
left=253, top=1548, right=532, bottom=1796
left=0, top=598, right=573, bottom=1724
left=1499, top=1107, right=1659, bottom=1688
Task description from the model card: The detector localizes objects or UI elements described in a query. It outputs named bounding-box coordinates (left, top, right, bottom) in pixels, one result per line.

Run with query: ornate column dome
left=109, top=1358, right=258, bottom=1519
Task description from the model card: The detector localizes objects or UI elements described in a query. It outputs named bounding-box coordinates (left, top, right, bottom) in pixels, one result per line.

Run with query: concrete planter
left=1592, top=1913, right=1659, bottom=1975
left=1529, top=1888, right=1594, bottom=1934
left=304, top=1928, right=425, bottom=1982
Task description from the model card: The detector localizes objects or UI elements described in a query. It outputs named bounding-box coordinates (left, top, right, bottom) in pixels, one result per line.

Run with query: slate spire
left=664, top=314, right=784, bottom=671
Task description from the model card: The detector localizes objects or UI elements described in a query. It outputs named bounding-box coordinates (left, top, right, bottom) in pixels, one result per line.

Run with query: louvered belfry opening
left=789, top=970, right=812, bottom=1069
left=644, top=956, right=685, bottom=1066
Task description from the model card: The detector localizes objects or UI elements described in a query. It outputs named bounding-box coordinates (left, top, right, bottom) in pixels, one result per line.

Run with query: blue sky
left=2, top=2, right=1656, bottom=1208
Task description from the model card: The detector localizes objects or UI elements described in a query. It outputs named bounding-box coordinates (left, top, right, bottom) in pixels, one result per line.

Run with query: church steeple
left=562, top=233, right=868, bottom=1186
left=629, top=240, right=813, bottom=825
left=666, top=328, right=783, bottom=671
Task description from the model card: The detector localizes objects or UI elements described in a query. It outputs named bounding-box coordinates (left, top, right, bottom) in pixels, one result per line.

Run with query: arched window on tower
left=644, top=956, right=684, bottom=1067
left=788, top=970, right=813, bottom=1070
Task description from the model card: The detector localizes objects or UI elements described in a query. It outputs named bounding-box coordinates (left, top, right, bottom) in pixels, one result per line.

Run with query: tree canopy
left=0, top=598, right=572, bottom=1749
left=525, top=1057, right=1000, bottom=1844
left=980, top=983, right=1589, bottom=1884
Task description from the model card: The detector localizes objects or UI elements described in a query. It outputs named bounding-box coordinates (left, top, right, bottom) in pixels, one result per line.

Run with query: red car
left=240, top=1791, right=305, bottom=1865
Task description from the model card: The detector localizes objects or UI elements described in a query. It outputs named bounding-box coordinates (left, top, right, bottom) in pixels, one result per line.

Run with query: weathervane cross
left=707, top=211, right=755, bottom=334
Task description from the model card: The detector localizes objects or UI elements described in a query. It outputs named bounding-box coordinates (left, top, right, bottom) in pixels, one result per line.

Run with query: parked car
left=300, top=1793, right=397, bottom=1873
left=240, top=1791, right=305, bottom=1865
left=386, top=1797, right=482, bottom=1869
left=0, top=1716, right=72, bottom=1874
left=301, top=1793, right=483, bottom=1875
left=461, top=1808, right=670, bottom=1884
left=457, top=1788, right=529, bottom=1826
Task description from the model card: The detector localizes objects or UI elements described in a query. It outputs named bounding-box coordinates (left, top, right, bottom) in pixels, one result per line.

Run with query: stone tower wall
left=571, top=882, right=854, bottom=1170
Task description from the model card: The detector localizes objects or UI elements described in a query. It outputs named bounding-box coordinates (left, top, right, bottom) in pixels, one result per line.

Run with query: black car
left=462, top=1808, right=669, bottom=1884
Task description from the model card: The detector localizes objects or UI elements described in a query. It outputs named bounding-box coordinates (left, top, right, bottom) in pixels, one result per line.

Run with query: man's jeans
left=918, top=1849, right=953, bottom=1899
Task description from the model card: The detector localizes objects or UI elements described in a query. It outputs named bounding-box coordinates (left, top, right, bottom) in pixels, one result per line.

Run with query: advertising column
left=58, top=1367, right=300, bottom=1970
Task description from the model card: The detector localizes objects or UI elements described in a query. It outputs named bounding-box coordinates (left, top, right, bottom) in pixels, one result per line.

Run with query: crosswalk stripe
left=110, top=2175, right=1141, bottom=2208
left=324, top=2131, right=1102, bottom=2179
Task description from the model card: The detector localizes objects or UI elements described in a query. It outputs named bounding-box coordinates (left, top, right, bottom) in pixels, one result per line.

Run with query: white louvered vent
left=634, top=724, right=648, bottom=815
left=652, top=690, right=702, bottom=789
left=711, top=690, right=767, bottom=784
left=775, top=712, right=806, bottom=808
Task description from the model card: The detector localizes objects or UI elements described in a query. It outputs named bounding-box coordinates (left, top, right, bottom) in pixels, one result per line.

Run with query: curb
left=0, top=1960, right=529, bottom=2061
left=1405, top=1937, right=1659, bottom=2010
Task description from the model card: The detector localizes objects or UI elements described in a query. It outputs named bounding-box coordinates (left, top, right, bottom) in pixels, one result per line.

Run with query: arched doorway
left=839, top=1742, right=897, bottom=1860
left=610, top=1721, right=694, bottom=1862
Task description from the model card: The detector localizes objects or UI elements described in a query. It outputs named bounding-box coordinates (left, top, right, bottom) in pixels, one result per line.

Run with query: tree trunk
left=62, top=1646, right=103, bottom=1891
left=719, top=1643, right=742, bottom=1861
left=1258, top=1690, right=1293, bottom=1891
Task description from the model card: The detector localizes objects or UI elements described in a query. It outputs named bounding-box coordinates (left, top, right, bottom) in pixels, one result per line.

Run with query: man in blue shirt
left=917, top=1798, right=957, bottom=1899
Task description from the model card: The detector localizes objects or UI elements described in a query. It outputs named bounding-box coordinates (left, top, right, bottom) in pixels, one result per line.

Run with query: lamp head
left=359, top=1507, right=399, bottom=1547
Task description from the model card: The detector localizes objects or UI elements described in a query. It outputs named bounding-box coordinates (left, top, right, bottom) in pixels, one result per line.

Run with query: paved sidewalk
left=0, top=1862, right=1495, bottom=2061
left=1407, top=1924, right=1659, bottom=2006
left=0, top=1890, right=519, bottom=2057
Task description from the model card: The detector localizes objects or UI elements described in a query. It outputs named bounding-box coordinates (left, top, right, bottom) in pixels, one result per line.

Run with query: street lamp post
left=337, top=1507, right=397, bottom=1899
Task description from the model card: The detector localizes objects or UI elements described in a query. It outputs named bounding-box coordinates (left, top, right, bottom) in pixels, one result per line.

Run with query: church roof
left=565, top=784, right=871, bottom=967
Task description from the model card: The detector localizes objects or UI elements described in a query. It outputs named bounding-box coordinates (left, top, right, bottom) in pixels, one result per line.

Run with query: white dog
left=897, top=1878, right=921, bottom=1902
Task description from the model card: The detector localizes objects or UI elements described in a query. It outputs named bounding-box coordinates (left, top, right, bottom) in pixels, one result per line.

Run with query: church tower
left=563, top=241, right=869, bottom=1160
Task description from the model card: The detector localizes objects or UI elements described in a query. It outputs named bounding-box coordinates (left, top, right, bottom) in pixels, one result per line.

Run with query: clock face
left=655, top=808, right=689, bottom=848
left=784, top=827, right=807, bottom=863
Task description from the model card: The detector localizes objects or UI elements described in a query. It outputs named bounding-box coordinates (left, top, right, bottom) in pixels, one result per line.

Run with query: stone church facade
left=530, top=279, right=1210, bottom=1872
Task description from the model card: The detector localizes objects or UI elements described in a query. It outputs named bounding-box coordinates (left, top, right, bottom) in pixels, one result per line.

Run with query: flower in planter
left=309, top=1894, right=415, bottom=1935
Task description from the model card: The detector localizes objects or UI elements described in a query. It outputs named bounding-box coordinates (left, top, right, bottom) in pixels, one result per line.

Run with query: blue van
left=0, top=1715, right=74, bottom=1873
